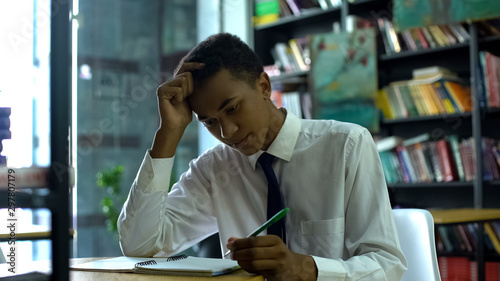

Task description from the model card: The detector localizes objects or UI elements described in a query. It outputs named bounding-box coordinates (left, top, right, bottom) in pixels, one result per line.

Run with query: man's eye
left=203, top=119, right=217, bottom=127
left=227, top=104, right=238, bottom=113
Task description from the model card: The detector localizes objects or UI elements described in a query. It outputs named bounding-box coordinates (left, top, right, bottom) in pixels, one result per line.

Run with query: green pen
left=224, top=207, right=290, bottom=257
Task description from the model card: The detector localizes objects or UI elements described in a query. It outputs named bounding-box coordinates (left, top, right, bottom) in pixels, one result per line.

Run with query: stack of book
left=254, top=0, right=280, bottom=26
left=439, top=257, right=500, bottom=281
left=376, top=133, right=500, bottom=184
left=437, top=221, right=500, bottom=280
left=0, top=107, right=11, bottom=165
left=479, top=51, right=500, bottom=109
left=436, top=221, right=500, bottom=255
left=270, top=86, right=312, bottom=119
left=376, top=66, right=471, bottom=120
left=377, top=18, right=500, bottom=56
left=266, top=37, right=311, bottom=76
left=254, top=0, right=340, bottom=26
left=430, top=209, right=500, bottom=281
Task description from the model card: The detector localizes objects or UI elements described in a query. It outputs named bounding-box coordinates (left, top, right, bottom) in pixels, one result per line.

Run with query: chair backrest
left=393, top=208, right=441, bottom=281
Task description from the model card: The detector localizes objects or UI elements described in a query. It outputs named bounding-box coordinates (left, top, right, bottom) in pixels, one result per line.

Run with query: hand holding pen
left=225, top=207, right=317, bottom=281
left=224, top=208, right=289, bottom=257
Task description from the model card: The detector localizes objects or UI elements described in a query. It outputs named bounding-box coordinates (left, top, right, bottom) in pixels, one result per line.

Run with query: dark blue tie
left=258, top=153, right=286, bottom=244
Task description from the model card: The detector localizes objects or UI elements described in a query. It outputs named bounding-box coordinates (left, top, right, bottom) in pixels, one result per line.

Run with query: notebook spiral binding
left=134, top=254, right=188, bottom=267
left=166, top=254, right=188, bottom=262
left=135, top=260, right=158, bottom=267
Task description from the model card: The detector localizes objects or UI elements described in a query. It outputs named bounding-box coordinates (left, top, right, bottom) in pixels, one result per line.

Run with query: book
left=438, top=25, right=457, bottom=45
left=436, top=140, right=457, bottom=182
left=0, top=117, right=10, bottom=130
left=0, top=130, right=11, bottom=140
left=274, top=42, right=295, bottom=73
left=422, top=83, right=446, bottom=114
left=70, top=256, right=241, bottom=277
left=420, top=27, right=437, bottom=48
left=415, top=28, right=430, bottom=49
left=0, top=108, right=11, bottom=118
left=288, top=39, right=309, bottom=71
left=396, top=145, right=417, bottom=183
left=444, top=81, right=472, bottom=112
left=277, top=0, right=293, bottom=17
left=412, top=66, right=457, bottom=79
left=408, top=84, right=428, bottom=116
left=484, top=223, right=500, bottom=255
left=456, top=224, right=474, bottom=252
left=401, top=30, right=417, bottom=51
left=428, top=25, right=449, bottom=46
left=282, top=91, right=302, bottom=118
left=448, top=135, right=466, bottom=182
left=428, top=141, right=444, bottom=182
left=459, top=142, right=472, bottom=182
left=385, top=19, right=402, bottom=53
left=376, top=18, right=392, bottom=55
left=376, top=136, right=403, bottom=152
left=483, top=52, right=500, bottom=108
left=376, top=88, right=396, bottom=120
left=385, top=85, right=407, bottom=118
left=254, top=0, right=280, bottom=26
left=396, top=84, right=419, bottom=117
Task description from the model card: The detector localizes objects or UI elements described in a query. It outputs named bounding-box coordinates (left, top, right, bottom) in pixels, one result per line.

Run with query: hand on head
left=226, top=236, right=317, bottom=281
left=156, top=62, right=205, bottom=132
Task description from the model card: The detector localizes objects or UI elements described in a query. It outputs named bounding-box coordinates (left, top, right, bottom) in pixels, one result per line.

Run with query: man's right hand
left=150, top=62, right=205, bottom=158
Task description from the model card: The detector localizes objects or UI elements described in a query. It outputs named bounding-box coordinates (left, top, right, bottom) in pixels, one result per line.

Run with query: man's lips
left=232, top=134, right=250, bottom=150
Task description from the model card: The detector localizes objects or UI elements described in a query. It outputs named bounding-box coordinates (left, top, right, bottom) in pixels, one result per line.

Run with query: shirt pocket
left=300, top=218, right=345, bottom=258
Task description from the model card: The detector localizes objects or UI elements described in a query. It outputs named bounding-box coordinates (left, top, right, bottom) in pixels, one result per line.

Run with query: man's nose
left=220, top=119, right=238, bottom=139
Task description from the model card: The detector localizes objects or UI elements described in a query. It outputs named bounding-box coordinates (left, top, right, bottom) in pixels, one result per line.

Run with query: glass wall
left=0, top=0, right=52, bottom=267
left=74, top=0, right=202, bottom=257
left=0, top=0, right=251, bottom=262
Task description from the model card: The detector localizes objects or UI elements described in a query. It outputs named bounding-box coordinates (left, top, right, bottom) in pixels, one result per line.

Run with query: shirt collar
left=248, top=109, right=301, bottom=170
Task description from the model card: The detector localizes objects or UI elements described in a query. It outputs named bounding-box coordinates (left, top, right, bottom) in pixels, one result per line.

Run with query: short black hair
left=180, top=33, right=264, bottom=88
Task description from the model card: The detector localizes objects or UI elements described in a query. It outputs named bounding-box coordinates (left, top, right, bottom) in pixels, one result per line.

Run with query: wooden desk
left=0, top=258, right=264, bottom=281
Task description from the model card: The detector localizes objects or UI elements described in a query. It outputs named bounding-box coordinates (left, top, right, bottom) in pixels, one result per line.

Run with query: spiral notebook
left=70, top=255, right=241, bottom=277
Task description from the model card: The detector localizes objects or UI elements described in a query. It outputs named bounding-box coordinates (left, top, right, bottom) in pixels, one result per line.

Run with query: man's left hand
left=227, top=235, right=318, bottom=281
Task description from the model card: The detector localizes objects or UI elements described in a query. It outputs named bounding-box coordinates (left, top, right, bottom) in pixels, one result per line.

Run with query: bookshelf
left=251, top=0, right=500, bottom=280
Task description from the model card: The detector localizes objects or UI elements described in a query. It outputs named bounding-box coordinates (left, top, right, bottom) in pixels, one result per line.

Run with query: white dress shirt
left=118, top=112, right=407, bottom=280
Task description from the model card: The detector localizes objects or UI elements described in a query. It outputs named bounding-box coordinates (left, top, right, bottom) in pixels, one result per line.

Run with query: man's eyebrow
left=218, top=97, right=235, bottom=111
left=197, top=97, right=236, bottom=121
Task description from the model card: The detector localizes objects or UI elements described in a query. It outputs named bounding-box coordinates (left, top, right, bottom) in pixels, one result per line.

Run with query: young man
left=118, top=33, right=406, bottom=281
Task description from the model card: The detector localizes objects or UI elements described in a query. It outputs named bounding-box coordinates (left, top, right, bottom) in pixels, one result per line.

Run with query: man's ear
left=257, top=71, right=272, bottom=99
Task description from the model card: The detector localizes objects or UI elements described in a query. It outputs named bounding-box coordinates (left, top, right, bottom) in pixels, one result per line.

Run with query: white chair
left=393, top=208, right=441, bottom=281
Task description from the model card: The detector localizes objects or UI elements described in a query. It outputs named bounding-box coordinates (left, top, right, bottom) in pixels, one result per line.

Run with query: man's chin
left=230, top=145, right=259, bottom=156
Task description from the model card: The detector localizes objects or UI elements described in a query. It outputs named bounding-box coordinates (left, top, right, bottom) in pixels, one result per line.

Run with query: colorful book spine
left=448, top=135, right=466, bottom=182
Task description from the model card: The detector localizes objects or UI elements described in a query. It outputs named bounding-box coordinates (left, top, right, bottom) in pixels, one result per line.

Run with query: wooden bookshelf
left=430, top=208, right=500, bottom=224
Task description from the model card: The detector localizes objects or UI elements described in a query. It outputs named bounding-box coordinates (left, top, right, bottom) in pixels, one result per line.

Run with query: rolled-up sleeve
left=118, top=150, right=218, bottom=257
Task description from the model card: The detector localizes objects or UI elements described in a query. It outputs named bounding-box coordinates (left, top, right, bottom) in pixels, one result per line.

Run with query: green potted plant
left=96, top=165, right=126, bottom=240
